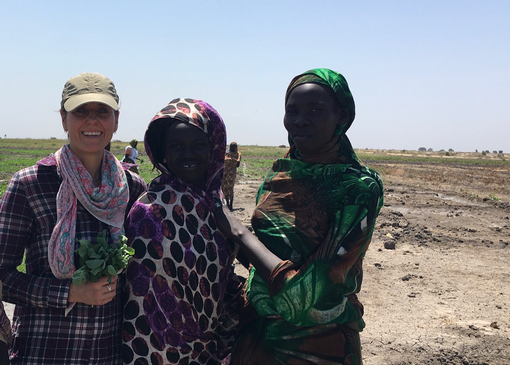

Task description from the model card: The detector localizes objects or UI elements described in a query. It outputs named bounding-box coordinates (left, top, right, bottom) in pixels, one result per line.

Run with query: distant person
left=221, top=141, right=242, bottom=211
left=214, top=68, right=384, bottom=364
left=0, top=72, right=146, bottom=364
left=122, top=98, right=244, bottom=364
left=121, top=139, right=141, bottom=174
left=124, top=139, right=140, bottom=163
left=121, top=145, right=138, bottom=174
left=128, top=139, right=139, bottom=161
left=121, top=145, right=135, bottom=164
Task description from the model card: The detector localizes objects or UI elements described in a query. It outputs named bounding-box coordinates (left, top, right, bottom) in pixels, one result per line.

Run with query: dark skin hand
left=214, top=200, right=281, bottom=283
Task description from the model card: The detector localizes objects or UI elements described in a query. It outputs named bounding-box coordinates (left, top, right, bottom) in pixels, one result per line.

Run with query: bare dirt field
left=229, top=160, right=510, bottom=365
left=3, top=155, right=510, bottom=364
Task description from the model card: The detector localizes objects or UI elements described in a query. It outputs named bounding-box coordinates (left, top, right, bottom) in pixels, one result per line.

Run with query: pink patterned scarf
left=37, top=144, right=129, bottom=279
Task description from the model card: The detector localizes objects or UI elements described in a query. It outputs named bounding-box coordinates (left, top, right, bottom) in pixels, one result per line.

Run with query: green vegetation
left=238, top=145, right=288, bottom=180
left=238, top=147, right=510, bottom=180
left=17, top=256, right=26, bottom=273
left=488, top=193, right=501, bottom=201
left=0, top=138, right=155, bottom=193
left=0, top=141, right=64, bottom=181
left=1, top=140, right=509, bottom=196
left=72, top=230, right=134, bottom=286
left=356, top=152, right=510, bottom=166
left=0, top=182, right=7, bottom=198
left=137, top=163, right=160, bottom=185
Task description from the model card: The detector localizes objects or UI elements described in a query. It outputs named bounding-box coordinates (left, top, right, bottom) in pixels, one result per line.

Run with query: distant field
left=0, top=139, right=159, bottom=197
left=1, top=138, right=508, bottom=198
left=238, top=146, right=510, bottom=180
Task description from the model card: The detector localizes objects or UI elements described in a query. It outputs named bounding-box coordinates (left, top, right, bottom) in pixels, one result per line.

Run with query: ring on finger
left=107, top=284, right=112, bottom=293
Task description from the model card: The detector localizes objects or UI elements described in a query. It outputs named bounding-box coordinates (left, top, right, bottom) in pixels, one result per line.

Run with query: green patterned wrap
left=232, top=69, right=384, bottom=365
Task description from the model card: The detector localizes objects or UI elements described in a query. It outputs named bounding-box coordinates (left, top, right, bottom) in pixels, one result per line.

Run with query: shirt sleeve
left=0, top=172, right=71, bottom=308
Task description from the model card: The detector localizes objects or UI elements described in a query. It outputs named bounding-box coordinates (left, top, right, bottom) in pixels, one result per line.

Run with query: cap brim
left=64, top=94, right=119, bottom=112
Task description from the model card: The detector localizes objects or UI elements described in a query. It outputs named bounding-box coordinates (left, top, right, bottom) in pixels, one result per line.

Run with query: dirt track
left=230, top=161, right=510, bottom=365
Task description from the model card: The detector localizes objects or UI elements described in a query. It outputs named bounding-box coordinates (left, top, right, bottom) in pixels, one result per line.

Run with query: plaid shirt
left=0, top=164, right=146, bottom=364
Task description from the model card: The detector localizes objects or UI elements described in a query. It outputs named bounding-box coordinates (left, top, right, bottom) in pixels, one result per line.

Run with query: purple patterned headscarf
left=144, top=98, right=227, bottom=197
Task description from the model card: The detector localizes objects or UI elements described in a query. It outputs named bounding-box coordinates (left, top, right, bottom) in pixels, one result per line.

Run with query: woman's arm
left=214, top=203, right=281, bottom=282
left=215, top=199, right=378, bottom=325
left=0, top=170, right=71, bottom=308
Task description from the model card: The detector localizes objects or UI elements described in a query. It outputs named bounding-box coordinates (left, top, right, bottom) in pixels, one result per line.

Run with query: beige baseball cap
left=61, top=72, right=119, bottom=112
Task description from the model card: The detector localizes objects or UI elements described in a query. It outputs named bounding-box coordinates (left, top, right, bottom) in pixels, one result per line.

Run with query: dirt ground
left=3, top=159, right=509, bottom=364
left=229, top=161, right=510, bottom=365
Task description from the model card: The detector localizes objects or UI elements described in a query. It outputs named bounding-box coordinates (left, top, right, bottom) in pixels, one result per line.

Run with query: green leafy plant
left=71, top=230, right=134, bottom=286
left=488, top=193, right=501, bottom=201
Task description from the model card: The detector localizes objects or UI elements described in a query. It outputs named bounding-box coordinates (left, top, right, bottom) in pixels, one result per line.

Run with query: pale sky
left=1, top=0, right=509, bottom=153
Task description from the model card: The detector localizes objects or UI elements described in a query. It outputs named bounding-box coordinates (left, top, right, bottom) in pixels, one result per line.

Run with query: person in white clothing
left=121, top=141, right=139, bottom=173
left=128, top=139, right=138, bottom=161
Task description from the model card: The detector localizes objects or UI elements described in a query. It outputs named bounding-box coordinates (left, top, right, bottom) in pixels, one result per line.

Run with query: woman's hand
left=68, top=275, right=118, bottom=306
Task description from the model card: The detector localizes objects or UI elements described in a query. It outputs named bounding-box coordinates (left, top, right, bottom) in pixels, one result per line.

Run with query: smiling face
left=61, top=102, right=119, bottom=160
left=284, top=83, right=345, bottom=155
left=163, top=122, right=210, bottom=189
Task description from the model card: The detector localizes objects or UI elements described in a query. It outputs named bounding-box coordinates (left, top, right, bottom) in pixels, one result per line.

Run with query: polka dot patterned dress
left=122, top=99, right=243, bottom=365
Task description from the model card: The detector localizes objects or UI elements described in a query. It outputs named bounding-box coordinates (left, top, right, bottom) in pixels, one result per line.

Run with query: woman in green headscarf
left=216, top=68, right=384, bottom=364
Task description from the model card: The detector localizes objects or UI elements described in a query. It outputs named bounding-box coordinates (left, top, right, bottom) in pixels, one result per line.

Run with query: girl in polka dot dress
left=122, top=98, right=244, bottom=365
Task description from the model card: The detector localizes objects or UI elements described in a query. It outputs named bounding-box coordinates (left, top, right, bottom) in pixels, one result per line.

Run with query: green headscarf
left=285, top=68, right=358, bottom=164
left=285, top=68, right=355, bottom=132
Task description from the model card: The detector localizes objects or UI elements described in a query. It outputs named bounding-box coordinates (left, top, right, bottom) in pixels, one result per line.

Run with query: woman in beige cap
left=0, top=72, right=146, bottom=364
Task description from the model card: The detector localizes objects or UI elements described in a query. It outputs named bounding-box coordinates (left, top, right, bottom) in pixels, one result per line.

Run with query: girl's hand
left=68, top=275, right=118, bottom=306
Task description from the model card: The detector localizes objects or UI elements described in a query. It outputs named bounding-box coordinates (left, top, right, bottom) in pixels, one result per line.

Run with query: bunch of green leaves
left=71, top=230, right=135, bottom=286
